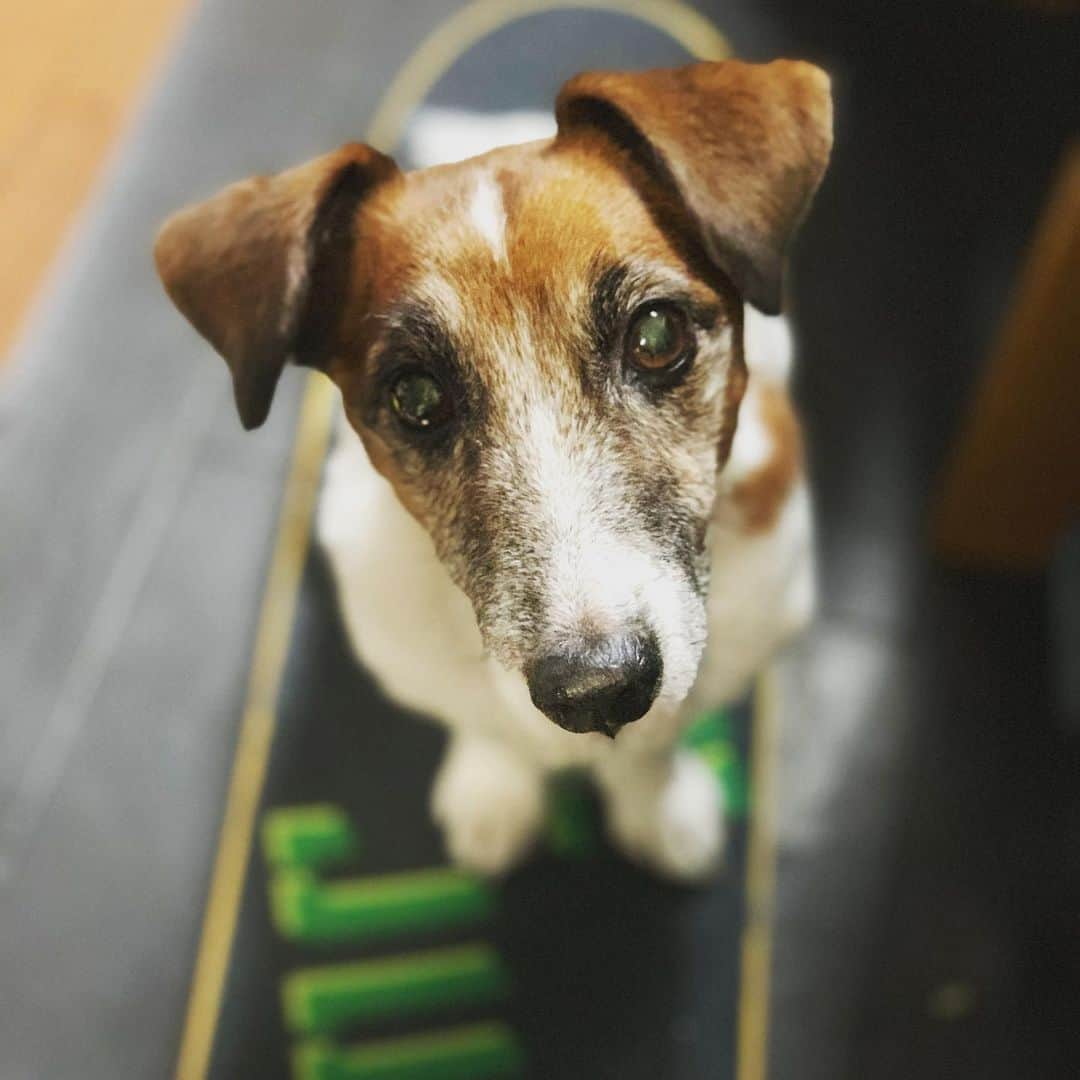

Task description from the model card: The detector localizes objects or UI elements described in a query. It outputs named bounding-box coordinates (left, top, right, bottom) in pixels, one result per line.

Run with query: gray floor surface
left=0, top=3, right=451, bottom=1077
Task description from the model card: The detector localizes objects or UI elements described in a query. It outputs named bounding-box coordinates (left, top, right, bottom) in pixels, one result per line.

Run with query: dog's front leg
left=593, top=747, right=724, bottom=881
left=430, top=734, right=546, bottom=876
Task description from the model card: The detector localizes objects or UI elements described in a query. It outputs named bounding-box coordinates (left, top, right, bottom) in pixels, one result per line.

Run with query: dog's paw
left=605, top=752, right=725, bottom=882
left=431, top=738, right=544, bottom=876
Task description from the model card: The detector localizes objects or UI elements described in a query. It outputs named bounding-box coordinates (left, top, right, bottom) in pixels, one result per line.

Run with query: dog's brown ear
left=154, top=143, right=398, bottom=429
left=556, top=59, right=832, bottom=314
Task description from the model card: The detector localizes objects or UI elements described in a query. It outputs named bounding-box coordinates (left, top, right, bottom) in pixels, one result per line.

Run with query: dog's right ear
left=154, top=143, right=399, bottom=429
left=556, top=60, right=832, bottom=315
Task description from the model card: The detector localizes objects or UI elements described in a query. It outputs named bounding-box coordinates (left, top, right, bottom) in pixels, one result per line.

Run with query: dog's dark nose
left=527, top=632, right=662, bottom=736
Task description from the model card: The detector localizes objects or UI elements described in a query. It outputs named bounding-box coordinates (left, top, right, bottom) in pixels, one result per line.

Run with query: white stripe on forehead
left=467, top=172, right=507, bottom=260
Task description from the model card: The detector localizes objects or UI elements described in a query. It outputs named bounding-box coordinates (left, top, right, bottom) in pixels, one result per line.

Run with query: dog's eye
left=625, top=302, right=694, bottom=382
left=389, top=368, right=452, bottom=431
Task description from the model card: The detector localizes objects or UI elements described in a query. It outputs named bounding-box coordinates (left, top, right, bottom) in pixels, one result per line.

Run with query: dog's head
left=156, top=60, right=831, bottom=737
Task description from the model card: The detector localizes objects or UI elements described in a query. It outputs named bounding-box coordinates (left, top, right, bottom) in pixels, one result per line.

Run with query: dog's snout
left=527, top=631, right=662, bottom=736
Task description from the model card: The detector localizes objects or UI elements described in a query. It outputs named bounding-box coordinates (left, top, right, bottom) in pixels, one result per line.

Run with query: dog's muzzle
left=526, top=630, right=662, bottom=737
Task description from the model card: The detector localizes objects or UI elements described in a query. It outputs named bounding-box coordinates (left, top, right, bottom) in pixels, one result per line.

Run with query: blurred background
left=1, top=1, right=1078, bottom=1078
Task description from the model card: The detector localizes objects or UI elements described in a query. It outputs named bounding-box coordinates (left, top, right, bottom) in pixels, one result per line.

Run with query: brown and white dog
left=155, top=60, right=832, bottom=880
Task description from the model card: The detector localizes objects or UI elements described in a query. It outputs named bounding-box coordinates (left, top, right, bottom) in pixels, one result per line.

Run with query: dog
left=154, top=59, right=832, bottom=880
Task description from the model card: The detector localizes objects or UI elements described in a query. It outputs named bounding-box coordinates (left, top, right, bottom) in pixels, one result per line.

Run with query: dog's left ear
left=556, top=59, right=832, bottom=314
left=155, top=143, right=399, bottom=429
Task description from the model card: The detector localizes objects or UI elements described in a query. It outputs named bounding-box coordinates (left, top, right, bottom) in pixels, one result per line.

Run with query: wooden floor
left=0, top=0, right=190, bottom=361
